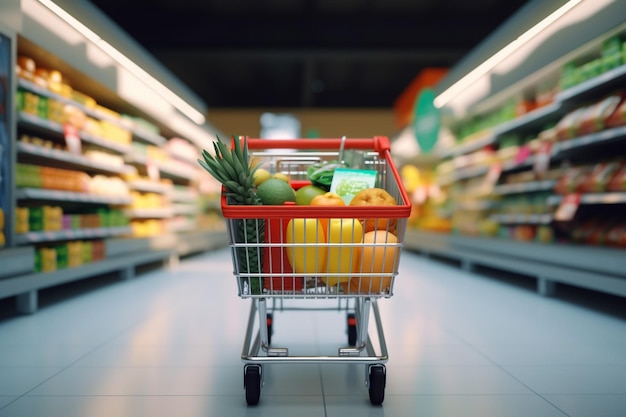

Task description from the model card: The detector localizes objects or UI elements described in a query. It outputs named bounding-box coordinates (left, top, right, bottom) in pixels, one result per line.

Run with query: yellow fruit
left=254, top=168, right=271, bottom=186
left=272, top=172, right=290, bottom=182
left=351, top=230, right=399, bottom=293
left=286, top=218, right=326, bottom=274
left=400, top=165, right=421, bottom=192
left=256, top=178, right=296, bottom=205
left=323, top=218, right=362, bottom=287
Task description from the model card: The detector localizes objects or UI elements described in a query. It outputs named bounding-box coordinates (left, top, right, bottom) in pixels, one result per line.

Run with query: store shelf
left=556, top=63, right=626, bottom=104
left=0, top=230, right=228, bottom=313
left=501, top=155, right=536, bottom=173
left=438, top=164, right=490, bottom=186
left=453, top=200, right=496, bottom=211
left=123, top=208, right=173, bottom=219
left=17, top=112, right=132, bottom=155
left=17, top=141, right=134, bottom=175
left=551, top=125, right=626, bottom=158
left=175, top=228, right=227, bottom=256
left=168, top=150, right=198, bottom=166
left=495, top=102, right=564, bottom=136
left=0, top=246, right=35, bottom=279
left=404, top=229, right=626, bottom=298
left=16, top=188, right=133, bottom=205
left=0, top=247, right=174, bottom=314
left=15, top=226, right=132, bottom=245
left=132, top=128, right=167, bottom=147
left=125, top=153, right=198, bottom=182
left=547, top=191, right=626, bottom=206
left=18, top=78, right=167, bottom=148
left=127, top=180, right=172, bottom=194
left=493, top=180, right=557, bottom=195
left=171, top=204, right=199, bottom=215
left=2, top=2, right=226, bottom=316
left=169, top=188, right=198, bottom=203
left=490, top=214, right=553, bottom=225
left=438, top=132, right=496, bottom=159
left=18, top=78, right=127, bottom=129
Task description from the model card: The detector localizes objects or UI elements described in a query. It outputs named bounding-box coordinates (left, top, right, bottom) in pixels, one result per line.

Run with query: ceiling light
left=434, top=0, right=583, bottom=109
left=37, top=0, right=206, bottom=125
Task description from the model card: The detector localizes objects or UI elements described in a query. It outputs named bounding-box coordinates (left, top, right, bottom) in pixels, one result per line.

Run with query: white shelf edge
left=15, top=226, right=132, bottom=244
left=16, top=188, right=133, bottom=205
left=17, top=141, right=134, bottom=175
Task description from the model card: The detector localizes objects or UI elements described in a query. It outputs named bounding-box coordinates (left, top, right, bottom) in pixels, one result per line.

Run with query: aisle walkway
left=0, top=248, right=625, bottom=416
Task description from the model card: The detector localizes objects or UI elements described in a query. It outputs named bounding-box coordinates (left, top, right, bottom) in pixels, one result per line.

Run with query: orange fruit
left=350, top=230, right=399, bottom=294
left=349, top=188, right=397, bottom=233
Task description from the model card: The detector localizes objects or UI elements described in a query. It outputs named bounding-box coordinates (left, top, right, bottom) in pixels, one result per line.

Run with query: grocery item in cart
left=351, top=230, right=400, bottom=293
left=198, top=137, right=265, bottom=294
left=323, top=218, right=363, bottom=287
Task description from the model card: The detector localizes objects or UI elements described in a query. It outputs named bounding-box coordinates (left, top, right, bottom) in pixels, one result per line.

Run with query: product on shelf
left=83, top=149, right=125, bottom=167
left=165, top=137, right=198, bottom=162
left=607, top=161, right=626, bottom=191
left=577, top=160, right=623, bottom=193
left=28, top=206, right=63, bottom=232
left=15, top=207, right=29, bottom=234
left=0, top=209, right=5, bottom=246
left=33, top=240, right=107, bottom=272
left=131, top=219, right=165, bottom=237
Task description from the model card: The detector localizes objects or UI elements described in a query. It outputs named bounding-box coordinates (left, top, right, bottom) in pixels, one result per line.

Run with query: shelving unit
left=0, top=1, right=227, bottom=314
left=404, top=2, right=626, bottom=299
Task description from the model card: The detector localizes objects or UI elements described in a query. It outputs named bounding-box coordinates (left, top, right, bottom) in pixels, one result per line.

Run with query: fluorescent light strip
left=38, top=0, right=206, bottom=125
left=434, top=0, right=583, bottom=108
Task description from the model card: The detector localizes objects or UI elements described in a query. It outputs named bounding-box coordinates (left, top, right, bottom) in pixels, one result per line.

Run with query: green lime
left=295, top=185, right=326, bottom=205
left=256, top=178, right=296, bottom=205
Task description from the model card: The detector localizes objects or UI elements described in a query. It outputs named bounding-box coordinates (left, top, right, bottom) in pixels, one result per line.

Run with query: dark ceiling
left=88, top=0, right=530, bottom=110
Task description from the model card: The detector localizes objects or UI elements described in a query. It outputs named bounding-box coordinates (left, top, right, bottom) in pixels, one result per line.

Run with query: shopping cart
left=221, top=136, right=411, bottom=405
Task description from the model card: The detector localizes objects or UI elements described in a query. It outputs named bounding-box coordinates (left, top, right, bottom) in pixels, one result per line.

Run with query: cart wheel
left=266, top=313, right=273, bottom=346
left=368, top=365, right=386, bottom=405
left=347, top=313, right=357, bottom=346
left=244, top=365, right=261, bottom=405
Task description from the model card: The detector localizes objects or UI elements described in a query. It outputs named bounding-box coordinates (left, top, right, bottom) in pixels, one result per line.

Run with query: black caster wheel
left=368, top=365, right=386, bottom=405
left=266, top=313, right=273, bottom=346
left=347, top=313, right=357, bottom=346
left=244, top=365, right=262, bottom=405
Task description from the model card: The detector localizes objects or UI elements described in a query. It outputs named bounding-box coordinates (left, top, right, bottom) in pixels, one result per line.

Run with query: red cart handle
left=237, top=136, right=391, bottom=152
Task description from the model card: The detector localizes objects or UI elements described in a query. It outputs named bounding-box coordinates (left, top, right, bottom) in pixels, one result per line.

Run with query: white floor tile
left=0, top=395, right=327, bottom=417
left=0, top=367, right=64, bottom=396
left=0, top=398, right=17, bottom=409
left=544, top=394, right=626, bottom=417
left=325, top=394, right=570, bottom=417
left=0, top=248, right=625, bottom=416
left=505, top=365, right=626, bottom=395
left=27, top=366, right=244, bottom=396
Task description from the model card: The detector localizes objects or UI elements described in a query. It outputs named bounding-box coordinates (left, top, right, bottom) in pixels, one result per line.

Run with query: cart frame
left=220, top=136, right=411, bottom=405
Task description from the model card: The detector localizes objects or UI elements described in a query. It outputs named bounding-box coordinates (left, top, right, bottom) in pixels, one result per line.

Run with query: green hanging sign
left=413, top=88, right=440, bottom=153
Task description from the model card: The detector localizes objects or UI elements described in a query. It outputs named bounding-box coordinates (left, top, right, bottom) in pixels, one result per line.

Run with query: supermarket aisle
left=0, top=247, right=625, bottom=417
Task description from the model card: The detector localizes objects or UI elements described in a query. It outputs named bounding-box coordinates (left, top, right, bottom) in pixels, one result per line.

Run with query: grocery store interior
left=1, top=0, right=625, bottom=416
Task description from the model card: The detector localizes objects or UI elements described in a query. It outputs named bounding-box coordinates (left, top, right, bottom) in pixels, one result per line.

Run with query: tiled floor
left=0, top=247, right=625, bottom=416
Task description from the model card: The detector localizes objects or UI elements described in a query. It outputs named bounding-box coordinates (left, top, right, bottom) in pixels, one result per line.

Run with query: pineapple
left=198, top=136, right=264, bottom=294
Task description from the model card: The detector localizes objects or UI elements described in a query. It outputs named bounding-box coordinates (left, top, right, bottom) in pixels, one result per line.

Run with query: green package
left=330, top=168, right=378, bottom=204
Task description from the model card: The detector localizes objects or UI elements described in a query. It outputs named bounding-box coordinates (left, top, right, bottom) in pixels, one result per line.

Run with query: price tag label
left=533, top=141, right=552, bottom=177
left=554, top=193, right=581, bottom=222
left=514, top=145, right=532, bottom=165
left=63, top=124, right=82, bottom=155
left=485, top=163, right=502, bottom=186
left=146, top=160, right=160, bottom=182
